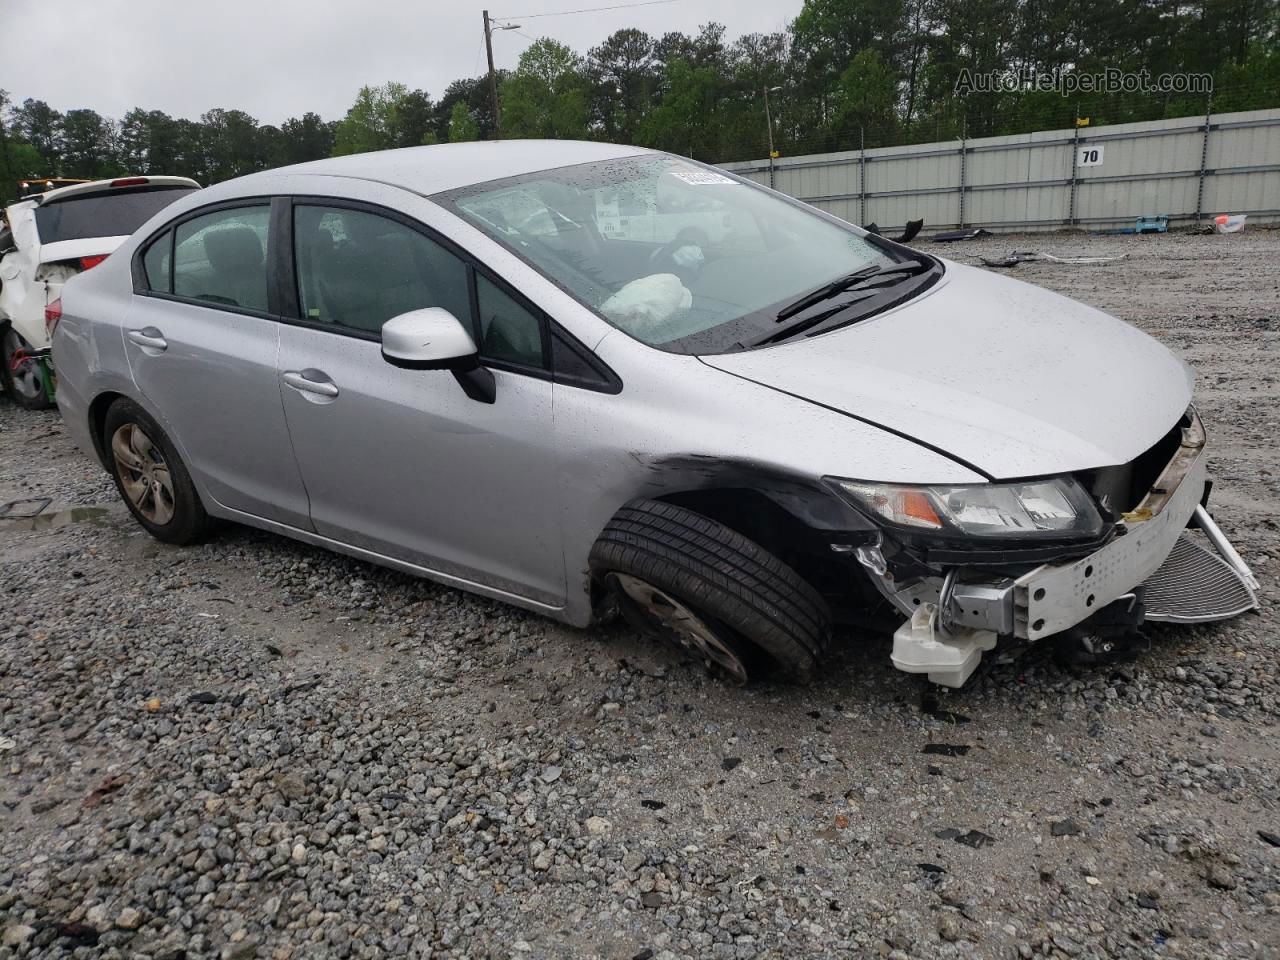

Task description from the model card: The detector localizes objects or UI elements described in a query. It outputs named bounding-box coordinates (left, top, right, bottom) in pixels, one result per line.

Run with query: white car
left=1, top=176, right=199, bottom=408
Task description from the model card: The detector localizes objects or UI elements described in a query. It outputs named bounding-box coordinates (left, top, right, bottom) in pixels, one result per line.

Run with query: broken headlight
left=826, top=476, right=1104, bottom=540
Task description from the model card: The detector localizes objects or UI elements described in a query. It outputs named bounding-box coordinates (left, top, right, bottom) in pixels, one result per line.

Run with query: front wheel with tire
left=1, top=325, right=54, bottom=410
left=590, top=499, right=831, bottom=684
left=103, top=398, right=212, bottom=545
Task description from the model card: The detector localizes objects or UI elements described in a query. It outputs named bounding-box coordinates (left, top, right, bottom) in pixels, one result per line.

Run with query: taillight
left=45, top=298, right=62, bottom=337
left=110, top=177, right=149, bottom=188
left=79, top=254, right=108, bottom=270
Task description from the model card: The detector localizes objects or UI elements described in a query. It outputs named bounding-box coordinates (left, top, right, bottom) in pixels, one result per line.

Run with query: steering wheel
left=648, top=226, right=711, bottom=273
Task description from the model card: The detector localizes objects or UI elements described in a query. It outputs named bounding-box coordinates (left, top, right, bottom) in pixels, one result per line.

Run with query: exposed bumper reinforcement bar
left=889, top=414, right=1258, bottom=686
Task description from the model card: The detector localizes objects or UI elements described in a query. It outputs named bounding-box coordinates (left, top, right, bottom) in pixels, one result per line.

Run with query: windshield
left=34, top=186, right=197, bottom=245
left=438, top=154, right=911, bottom=354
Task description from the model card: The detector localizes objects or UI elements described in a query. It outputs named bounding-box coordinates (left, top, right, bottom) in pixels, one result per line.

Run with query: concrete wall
left=721, top=108, right=1280, bottom=234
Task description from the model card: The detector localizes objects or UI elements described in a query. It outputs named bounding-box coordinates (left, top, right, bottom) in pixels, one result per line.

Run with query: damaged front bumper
left=864, top=413, right=1258, bottom=686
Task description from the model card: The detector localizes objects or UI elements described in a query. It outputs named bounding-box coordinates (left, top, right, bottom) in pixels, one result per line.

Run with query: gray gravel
left=2, top=229, right=1278, bottom=959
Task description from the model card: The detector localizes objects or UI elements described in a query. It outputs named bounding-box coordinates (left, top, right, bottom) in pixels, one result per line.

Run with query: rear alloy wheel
left=591, top=499, right=831, bottom=684
left=1, top=326, right=54, bottom=410
left=111, top=423, right=177, bottom=525
left=103, top=398, right=212, bottom=545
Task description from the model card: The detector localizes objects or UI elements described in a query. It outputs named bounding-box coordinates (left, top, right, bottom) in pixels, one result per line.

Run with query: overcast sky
left=2, top=0, right=804, bottom=125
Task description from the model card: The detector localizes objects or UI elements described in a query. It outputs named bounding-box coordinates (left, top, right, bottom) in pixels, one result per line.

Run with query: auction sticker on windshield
left=668, top=170, right=736, bottom=185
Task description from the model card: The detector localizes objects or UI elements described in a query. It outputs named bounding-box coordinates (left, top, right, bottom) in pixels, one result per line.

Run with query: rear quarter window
left=34, top=187, right=197, bottom=244
left=141, top=231, right=173, bottom=293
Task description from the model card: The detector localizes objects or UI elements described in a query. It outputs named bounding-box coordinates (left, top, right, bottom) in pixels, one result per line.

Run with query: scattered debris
left=281, top=678, right=321, bottom=698
left=922, top=743, right=970, bottom=756
left=1094, top=215, right=1169, bottom=235
left=921, top=691, right=971, bottom=724
left=981, top=250, right=1129, bottom=268
left=721, top=756, right=741, bottom=771
left=1215, top=214, right=1247, bottom=234
left=0, top=496, right=52, bottom=519
left=639, top=799, right=665, bottom=810
left=864, top=218, right=925, bottom=244
left=955, top=830, right=996, bottom=848
left=931, top=228, right=991, bottom=242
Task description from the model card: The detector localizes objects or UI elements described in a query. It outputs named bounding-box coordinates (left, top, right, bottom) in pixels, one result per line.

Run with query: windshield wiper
left=774, top=259, right=930, bottom=322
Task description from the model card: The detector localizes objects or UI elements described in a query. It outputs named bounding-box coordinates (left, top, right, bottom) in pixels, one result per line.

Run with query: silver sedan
left=51, top=141, right=1257, bottom=686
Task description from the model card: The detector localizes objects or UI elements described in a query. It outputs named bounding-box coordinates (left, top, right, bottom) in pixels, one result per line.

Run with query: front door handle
left=282, top=369, right=339, bottom=399
left=126, top=327, right=167, bottom=352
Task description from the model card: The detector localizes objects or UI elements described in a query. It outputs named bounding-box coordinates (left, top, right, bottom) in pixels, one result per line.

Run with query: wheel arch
left=586, top=457, right=883, bottom=621
left=87, top=390, right=128, bottom=469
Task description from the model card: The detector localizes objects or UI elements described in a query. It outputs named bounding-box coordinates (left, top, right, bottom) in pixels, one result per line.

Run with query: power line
left=496, top=0, right=684, bottom=21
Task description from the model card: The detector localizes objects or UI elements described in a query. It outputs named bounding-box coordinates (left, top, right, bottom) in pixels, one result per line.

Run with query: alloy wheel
left=609, top=572, right=749, bottom=684
left=3, top=329, right=45, bottom=402
left=110, top=423, right=176, bottom=525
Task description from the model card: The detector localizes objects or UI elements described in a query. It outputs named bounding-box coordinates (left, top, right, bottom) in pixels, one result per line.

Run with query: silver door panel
left=277, top=324, right=565, bottom=606
left=122, top=296, right=311, bottom=528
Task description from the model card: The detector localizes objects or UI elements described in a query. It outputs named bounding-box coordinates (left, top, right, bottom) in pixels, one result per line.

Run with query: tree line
left=2, top=0, right=1276, bottom=199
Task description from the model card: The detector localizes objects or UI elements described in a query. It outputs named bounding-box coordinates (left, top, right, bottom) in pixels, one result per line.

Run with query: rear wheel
left=103, top=398, right=212, bottom=545
left=1, top=326, right=54, bottom=410
left=590, top=499, right=831, bottom=683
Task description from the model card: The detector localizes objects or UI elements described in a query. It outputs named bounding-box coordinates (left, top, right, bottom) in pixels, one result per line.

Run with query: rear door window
left=34, top=186, right=197, bottom=244
left=173, top=206, right=271, bottom=313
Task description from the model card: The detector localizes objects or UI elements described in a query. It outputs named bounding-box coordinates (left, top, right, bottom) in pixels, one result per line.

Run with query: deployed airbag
left=601, top=273, right=692, bottom=341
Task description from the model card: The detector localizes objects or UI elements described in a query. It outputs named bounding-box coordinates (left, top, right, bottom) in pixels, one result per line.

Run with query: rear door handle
left=282, top=369, right=339, bottom=399
left=126, top=327, right=167, bottom=352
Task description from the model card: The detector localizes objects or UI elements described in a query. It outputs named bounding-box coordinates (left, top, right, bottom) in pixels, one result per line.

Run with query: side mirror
left=381, top=307, right=477, bottom=371
left=380, top=307, right=496, bottom=404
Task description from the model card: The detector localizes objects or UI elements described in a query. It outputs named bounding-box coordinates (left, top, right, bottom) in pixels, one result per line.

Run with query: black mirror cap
left=381, top=349, right=480, bottom=372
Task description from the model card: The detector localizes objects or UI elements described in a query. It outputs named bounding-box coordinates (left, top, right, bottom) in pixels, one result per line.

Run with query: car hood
left=699, top=261, right=1193, bottom=479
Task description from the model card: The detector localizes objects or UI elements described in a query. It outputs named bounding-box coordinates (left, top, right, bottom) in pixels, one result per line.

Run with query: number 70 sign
left=1077, top=144, right=1105, bottom=167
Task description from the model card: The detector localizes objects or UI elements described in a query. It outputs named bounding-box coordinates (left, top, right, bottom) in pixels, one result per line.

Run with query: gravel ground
left=1, top=229, right=1278, bottom=960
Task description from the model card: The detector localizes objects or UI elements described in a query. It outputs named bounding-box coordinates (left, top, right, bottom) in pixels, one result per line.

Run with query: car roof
left=241, top=140, right=656, bottom=197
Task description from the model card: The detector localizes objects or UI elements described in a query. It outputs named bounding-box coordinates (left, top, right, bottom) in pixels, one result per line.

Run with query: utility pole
left=482, top=11, right=521, bottom=140
left=483, top=10, right=502, bottom=139
left=764, top=85, right=782, bottom=189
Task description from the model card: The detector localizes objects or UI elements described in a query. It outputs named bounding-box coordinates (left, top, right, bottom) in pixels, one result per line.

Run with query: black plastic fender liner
left=624, top=453, right=882, bottom=542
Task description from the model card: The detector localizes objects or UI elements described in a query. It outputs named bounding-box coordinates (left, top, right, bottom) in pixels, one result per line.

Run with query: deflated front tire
left=590, top=499, right=831, bottom=683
